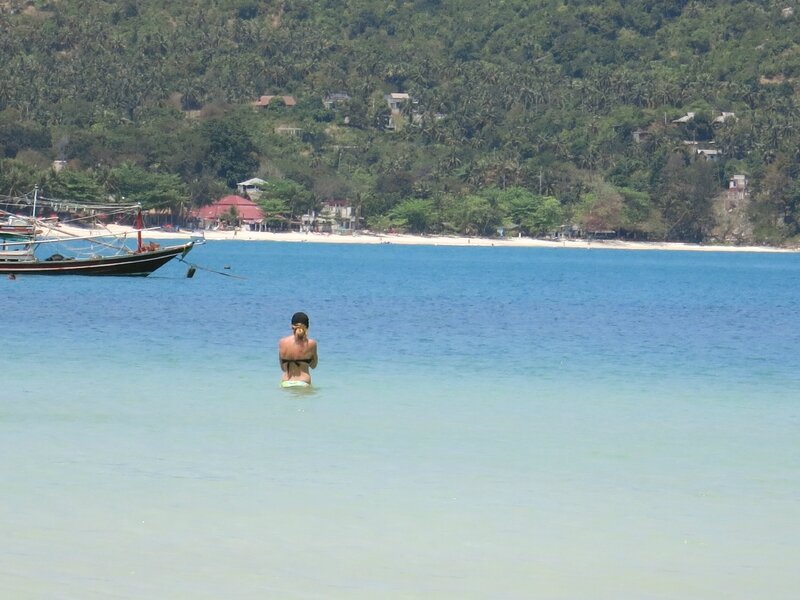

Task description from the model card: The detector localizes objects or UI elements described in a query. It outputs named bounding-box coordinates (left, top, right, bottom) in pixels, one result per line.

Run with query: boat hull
left=0, top=242, right=195, bottom=276
left=0, top=225, right=36, bottom=239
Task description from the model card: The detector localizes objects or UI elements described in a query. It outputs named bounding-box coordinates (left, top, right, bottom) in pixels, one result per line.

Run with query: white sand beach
left=44, top=222, right=797, bottom=253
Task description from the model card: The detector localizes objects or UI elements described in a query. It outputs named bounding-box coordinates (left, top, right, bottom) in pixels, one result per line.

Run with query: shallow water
left=1, top=242, right=799, bottom=598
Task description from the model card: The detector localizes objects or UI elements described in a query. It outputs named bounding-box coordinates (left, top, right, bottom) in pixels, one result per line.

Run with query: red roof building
left=192, top=195, right=264, bottom=222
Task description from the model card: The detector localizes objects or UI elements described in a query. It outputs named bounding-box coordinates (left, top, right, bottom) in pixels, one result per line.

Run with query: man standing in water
left=278, top=311, right=318, bottom=387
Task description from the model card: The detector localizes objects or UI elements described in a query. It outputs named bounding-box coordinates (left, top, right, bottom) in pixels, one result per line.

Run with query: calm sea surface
left=1, top=241, right=799, bottom=599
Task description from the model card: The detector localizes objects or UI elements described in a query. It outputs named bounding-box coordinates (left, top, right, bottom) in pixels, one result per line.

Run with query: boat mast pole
left=135, top=204, right=143, bottom=252
left=31, top=185, right=38, bottom=245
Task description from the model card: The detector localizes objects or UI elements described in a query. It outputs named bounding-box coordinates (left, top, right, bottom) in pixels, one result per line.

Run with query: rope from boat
left=2, top=199, right=140, bottom=254
left=54, top=207, right=134, bottom=228
left=177, top=257, right=246, bottom=279
left=35, top=219, right=135, bottom=254
left=0, top=192, right=140, bottom=213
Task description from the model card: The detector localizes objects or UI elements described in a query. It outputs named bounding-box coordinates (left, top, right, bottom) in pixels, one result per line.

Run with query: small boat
left=0, top=188, right=199, bottom=277
left=0, top=216, right=38, bottom=239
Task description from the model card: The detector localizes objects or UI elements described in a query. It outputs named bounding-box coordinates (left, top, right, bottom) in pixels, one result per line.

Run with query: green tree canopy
left=502, top=187, right=564, bottom=236
left=259, top=180, right=316, bottom=219
left=444, top=193, right=504, bottom=236
left=658, top=155, right=718, bottom=242
left=0, top=159, right=41, bottom=198
left=44, top=169, right=104, bottom=204
left=107, top=163, right=187, bottom=210
left=198, top=115, right=260, bottom=188
left=390, top=198, right=436, bottom=233
left=576, top=178, right=625, bottom=233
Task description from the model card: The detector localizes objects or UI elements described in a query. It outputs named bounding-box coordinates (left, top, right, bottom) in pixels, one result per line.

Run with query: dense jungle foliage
left=1, top=0, right=799, bottom=243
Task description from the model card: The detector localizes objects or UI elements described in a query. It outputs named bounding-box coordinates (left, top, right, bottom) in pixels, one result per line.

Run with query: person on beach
left=278, top=311, right=318, bottom=387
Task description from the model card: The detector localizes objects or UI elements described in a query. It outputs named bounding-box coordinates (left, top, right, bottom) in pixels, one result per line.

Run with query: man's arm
left=278, top=340, right=286, bottom=370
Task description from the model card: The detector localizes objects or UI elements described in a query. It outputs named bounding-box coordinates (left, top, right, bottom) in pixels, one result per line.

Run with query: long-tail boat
left=0, top=188, right=198, bottom=277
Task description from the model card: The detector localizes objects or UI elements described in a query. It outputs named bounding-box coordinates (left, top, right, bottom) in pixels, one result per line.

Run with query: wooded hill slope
left=1, top=0, right=799, bottom=243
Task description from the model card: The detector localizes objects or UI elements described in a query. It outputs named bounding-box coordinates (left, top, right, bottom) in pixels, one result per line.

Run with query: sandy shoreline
left=43, top=223, right=797, bottom=253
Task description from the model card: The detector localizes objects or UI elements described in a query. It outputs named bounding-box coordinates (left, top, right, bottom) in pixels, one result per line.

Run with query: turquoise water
left=2, top=242, right=799, bottom=599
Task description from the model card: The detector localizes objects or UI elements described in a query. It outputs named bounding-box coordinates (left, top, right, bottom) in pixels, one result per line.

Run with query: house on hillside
left=632, top=129, right=652, bottom=144
left=677, top=140, right=721, bottom=161
left=236, top=178, right=267, bottom=200
left=323, top=92, right=351, bottom=109
left=727, top=174, right=748, bottom=200
left=672, top=112, right=695, bottom=124
left=253, top=95, right=296, bottom=107
left=696, top=148, right=721, bottom=161
left=385, top=92, right=410, bottom=112
left=384, top=92, right=417, bottom=130
left=714, top=174, right=752, bottom=242
left=713, top=111, right=736, bottom=124
left=275, top=126, right=303, bottom=137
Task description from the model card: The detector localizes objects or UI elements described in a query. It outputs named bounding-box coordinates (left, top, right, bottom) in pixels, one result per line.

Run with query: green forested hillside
left=1, top=0, right=799, bottom=243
